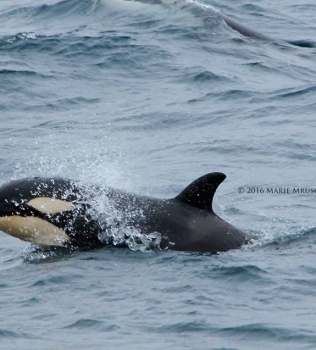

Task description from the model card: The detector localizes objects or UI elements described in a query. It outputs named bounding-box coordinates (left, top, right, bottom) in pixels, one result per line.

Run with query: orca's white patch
left=27, top=197, right=74, bottom=214
left=95, top=0, right=149, bottom=10
left=94, top=0, right=178, bottom=11
left=0, top=216, right=70, bottom=246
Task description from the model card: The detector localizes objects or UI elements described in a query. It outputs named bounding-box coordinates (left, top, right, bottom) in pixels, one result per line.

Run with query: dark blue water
left=1, top=0, right=316, bottom=349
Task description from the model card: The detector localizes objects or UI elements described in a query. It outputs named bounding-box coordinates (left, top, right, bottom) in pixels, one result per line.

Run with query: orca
left=99, top=0, right=315, bottom=48
left=222, top=14, right=315, bottom=48
left=0, top=172, right=251, bottom=253
left=181, top=0, right=315, bottom=48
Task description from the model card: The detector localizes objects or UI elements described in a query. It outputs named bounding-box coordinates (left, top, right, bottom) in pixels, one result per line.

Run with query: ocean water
left=1, top=0, right=316, bottom=349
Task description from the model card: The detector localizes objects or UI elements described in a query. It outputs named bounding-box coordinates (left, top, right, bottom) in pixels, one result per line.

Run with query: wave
left=0, top=0, right=97, bottom=22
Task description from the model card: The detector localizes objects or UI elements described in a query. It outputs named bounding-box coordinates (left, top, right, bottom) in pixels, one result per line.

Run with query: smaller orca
left=222, top=14, right=316, bottom=48
left=95, top=0, right=315, bottom=48
left=0, top=173, right=252, bottom=253
left=187, top=1, right=316, bottom=48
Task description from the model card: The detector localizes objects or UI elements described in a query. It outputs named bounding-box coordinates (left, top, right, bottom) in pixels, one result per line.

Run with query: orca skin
left=132, top=0, right=316, bottom=48
left=0, top=173, right=251, bottom=253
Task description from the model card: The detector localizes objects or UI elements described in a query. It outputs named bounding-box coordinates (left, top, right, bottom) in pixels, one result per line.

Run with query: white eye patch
left=27, top=197, right=74, bottom=214
left=0, top=216, right=70, bottom=247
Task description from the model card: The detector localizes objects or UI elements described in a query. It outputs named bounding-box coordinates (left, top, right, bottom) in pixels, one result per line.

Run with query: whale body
left=97, top=0, right=315, bottom=48
left=0, top=172, right=251, bottom=253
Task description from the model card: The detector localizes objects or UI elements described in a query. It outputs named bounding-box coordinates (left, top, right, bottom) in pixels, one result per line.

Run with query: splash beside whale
left=0, top=172, right=252, bottom=253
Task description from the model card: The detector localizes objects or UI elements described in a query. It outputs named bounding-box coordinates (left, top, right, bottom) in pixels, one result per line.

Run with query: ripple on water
left=0, top=328, right=35, bottom=339
left=63, top=319, right=119, bottom=332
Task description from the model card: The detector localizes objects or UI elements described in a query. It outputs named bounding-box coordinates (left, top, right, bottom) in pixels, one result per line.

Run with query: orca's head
left=0, top=177, right=104, bottom=250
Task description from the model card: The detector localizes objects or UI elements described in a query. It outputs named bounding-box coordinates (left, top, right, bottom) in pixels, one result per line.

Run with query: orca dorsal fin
left=175, top=172, right=226, bottom=212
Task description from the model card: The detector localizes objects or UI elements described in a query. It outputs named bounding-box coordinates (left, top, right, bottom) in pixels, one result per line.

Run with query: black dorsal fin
left=175, top=172, right=226, bottom=212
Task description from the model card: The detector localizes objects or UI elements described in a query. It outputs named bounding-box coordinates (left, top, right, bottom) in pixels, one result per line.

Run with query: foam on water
left=1, top=0, right=316, bottom=348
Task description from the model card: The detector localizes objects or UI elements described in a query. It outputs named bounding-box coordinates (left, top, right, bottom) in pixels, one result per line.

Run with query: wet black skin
left=0, top=177, right=104, bottom=250
left=142, top=0, right=315, bottom=48
left=105, top=173, right=249, bottom=253
left=0, top=173, right=251, bottom=253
